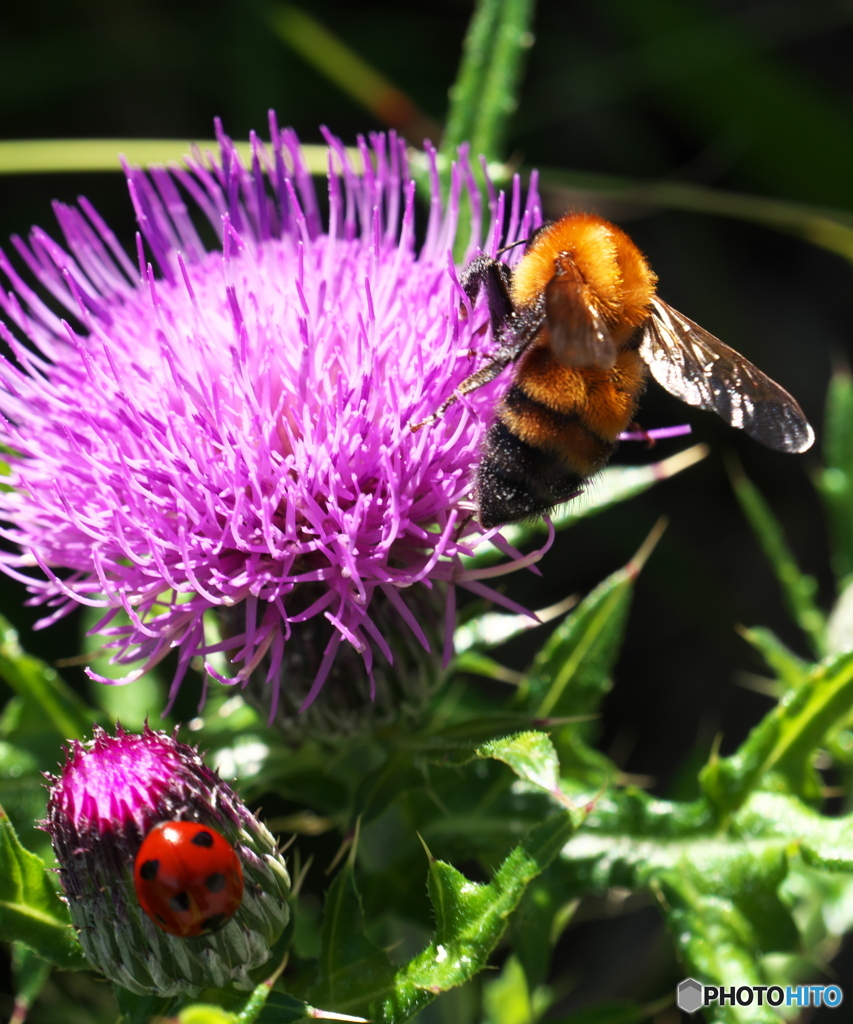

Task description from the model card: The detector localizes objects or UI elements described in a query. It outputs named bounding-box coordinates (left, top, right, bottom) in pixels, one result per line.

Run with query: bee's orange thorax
left=511, top=213, right=658, bottom=336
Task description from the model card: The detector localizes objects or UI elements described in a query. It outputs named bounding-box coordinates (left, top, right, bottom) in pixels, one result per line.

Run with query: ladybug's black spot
left=190, top=829, right=215, bottom=848
left=139, top=859, right=159, bottom=881
left=205, top=872, right=226, bottom=893
left=168, top=891, right=191, bottom=913
left=201, top=913, right=227, bottom=933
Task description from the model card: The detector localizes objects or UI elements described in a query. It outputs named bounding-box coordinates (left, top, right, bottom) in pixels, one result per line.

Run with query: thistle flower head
left=44, top=724, right=290, bottom=995
left=0, top=116, right=541, bottom=722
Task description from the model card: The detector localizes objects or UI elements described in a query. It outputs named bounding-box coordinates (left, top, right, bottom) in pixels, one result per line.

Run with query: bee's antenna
left=496, top=237, right=530, bottom=259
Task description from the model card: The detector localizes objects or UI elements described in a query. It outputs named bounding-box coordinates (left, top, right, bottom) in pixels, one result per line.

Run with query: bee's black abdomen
left=476, top=420, right=588, bottom=528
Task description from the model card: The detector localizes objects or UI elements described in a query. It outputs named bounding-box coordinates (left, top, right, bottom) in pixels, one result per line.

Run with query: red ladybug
left=133, top=820, right=244, bottom=938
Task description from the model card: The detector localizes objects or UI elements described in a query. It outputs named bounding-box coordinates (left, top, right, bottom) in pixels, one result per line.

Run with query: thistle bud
left=44, top=725, right=290, bottom=996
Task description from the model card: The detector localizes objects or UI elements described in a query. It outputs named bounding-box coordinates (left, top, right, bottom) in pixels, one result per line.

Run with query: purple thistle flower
left=0, top=115, right=542, bottom=724
left=44, top=724, right=290, bottom=995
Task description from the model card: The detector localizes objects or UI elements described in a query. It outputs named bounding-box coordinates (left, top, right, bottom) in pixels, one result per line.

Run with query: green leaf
left=818, top=369, right=853, bottom=588
left=427, top=730, right=566, bottom=805
left=452, top=650, right=522, bottom=685
left=701, top=650, right=853, bottom=813
left=82, top=608, right=166, bottom=727
left=314, top=860, right=396, bottom=1010
left=308, top=813, right=575, bottom=1023
left=454, top=597, right=576, bottom=655
left=658, top=875, right=782, bottom=1024
left=737, top=792, right=853, bottom=876
left=482, top=955, right=535, bottom=1024
left=827, top=577, right=853, bottom=657
left=178, top=1004, right=237, bottom=1024
left=381, top=812, right=576, bottom=1022
left=441, top=0, right=535, bottom=165
left=0, top=808, right=88, bottom=969
left=10, top=942, right=52, bottom=1022
left=738, top=626, right=810, bottom=690
left=520, top=522, right=663, bottom=720
left=0, top=614, right=95, bottom=741
left=729, top=465, right=826, bottom=657
left=507, top=869, right=577, bottom=993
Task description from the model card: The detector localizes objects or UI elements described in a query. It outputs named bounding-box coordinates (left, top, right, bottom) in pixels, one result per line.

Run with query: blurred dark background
left=1, top=0, right=852, bottom=1018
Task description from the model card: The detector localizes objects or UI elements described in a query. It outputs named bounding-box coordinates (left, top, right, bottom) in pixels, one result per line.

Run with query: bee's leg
left=411, top=258, right=532, bottom=432
left=410, top=346, right=518, bottom=432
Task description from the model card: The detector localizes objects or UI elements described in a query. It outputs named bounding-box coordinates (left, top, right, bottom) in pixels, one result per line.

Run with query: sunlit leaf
left=0, top=808, right=87, bottom=969
left=738, top=626, right=810, bottom=691
left=701, top=650, right=853, bottom=813
left=427, top=730, right=565, bottom=804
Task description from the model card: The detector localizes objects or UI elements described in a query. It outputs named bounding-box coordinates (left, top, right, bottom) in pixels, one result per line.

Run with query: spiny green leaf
left=427, top=731, right=565, bottom=804
left=737, top=791, right=853, bottom=875
left=657, top=874, right=781, bottom=1024
left=738, top=626, right=810, bottom=690
left=304, top=813, right=576, bottom=1022
left=701, top=650, right=853, bottom=813
left=0, top=614, right=94, bottom=741
left=380, top=812, right=575, bottom=1022
left=454, top=597, right=575, bottom=655
left=0, top=808, right=88, bottom=969
left=729, top=466, right=826, bottom=657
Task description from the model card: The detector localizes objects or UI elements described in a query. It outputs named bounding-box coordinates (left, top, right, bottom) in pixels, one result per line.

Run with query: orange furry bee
left=431, top=213, right=814, bottom=529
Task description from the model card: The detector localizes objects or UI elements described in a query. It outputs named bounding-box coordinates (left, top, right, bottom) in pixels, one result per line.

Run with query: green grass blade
left=817, top=369, right=853, bottom=587
left=0, top=138, right=352, bottom=176
left=442, top=0, right=535, bottom=164
left=729, top=465, right=826, bottom=657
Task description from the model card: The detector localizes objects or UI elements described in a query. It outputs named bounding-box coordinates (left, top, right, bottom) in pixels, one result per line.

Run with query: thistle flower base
left=45, top=726, right=290, bottom=997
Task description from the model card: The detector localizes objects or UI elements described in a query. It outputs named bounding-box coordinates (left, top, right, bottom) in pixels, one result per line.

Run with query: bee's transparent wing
left=639, top=298, right=814, bottom=453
